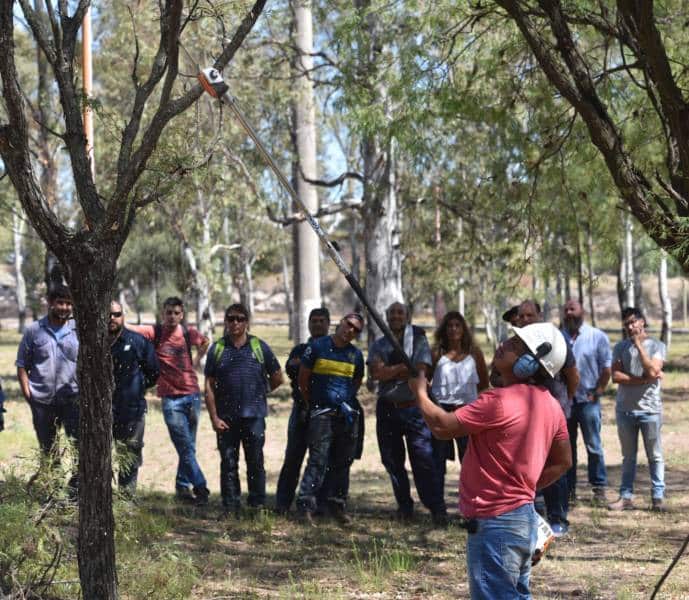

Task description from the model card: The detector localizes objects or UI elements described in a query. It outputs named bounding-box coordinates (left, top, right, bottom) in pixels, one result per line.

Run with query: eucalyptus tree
left=486, top=1, right=689, bottom=276
left=0, top=1, right=266, bottom=597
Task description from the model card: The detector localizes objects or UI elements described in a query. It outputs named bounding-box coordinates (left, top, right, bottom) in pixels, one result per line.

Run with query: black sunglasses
left=226, top=315, right=247, bottom=323
left=109, top=311, right=123, bottom=318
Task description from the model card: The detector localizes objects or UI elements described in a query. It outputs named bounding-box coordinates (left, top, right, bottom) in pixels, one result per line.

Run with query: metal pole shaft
left=218, top=92, right=415, bottom=373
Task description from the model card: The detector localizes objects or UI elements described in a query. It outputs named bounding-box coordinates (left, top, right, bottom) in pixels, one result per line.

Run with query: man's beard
left=109, top=323, right=122, bottom=335
left=50, top=306, right=71, bottom=322
left=564, top=315, right=583, bottom=334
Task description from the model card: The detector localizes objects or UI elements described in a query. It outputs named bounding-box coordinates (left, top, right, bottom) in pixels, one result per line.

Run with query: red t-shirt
left=455, top=383, right=568, bottom=519
left=129, top=324, right=207, bottom=398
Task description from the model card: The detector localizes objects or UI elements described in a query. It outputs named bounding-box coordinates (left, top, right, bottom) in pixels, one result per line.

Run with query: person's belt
left=381, top=399, right=416, bottom=409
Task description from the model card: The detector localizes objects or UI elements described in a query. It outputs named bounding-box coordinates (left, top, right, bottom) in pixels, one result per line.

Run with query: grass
left=1, top=324, right=689, bottom=599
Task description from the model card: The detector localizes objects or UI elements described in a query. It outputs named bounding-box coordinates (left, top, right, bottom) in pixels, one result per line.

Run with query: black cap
left=502, top=306, right=519, bottom=323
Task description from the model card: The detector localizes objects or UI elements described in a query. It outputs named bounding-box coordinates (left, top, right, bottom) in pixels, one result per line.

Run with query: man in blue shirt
left=562, top=299, right=611, bottom=506
left=109, top=301, right=159, bottom=494
left=205, top=303, right=283, bottom=516
left=16, top=286, right=79, bottom=476
left=275, top=307, right=331, bottom=514
left=296, top=312, right=365, bottom=525
left=368, top=302, right=446, bottom=524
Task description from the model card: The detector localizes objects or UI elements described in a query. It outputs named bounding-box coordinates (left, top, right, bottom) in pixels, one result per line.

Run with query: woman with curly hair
left=430, top=311, right=489, bottom=490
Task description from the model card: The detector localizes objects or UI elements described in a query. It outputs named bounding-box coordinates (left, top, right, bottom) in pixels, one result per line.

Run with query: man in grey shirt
left=608, top=307, right=666, bottom=512
left=16, top=285, right=79, bottom=489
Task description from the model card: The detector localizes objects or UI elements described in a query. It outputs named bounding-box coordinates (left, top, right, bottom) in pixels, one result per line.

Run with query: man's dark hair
left=163, top=296, right=184, bottom=309
left=47, top=285, right=73, bottom=303
left=521, top=299, right=541, bottom=314
left=309, top=307, right=330, bottom=321
left=622, top=306, right=646, bottom=325
left=225, top=303, right=250, bottom=319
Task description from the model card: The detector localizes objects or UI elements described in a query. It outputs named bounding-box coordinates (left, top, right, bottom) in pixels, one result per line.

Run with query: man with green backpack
left=204, top=303, right=283, bottom=516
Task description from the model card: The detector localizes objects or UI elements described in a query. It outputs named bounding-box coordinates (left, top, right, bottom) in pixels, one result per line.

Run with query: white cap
left=512, top=322, right=567, bottom=378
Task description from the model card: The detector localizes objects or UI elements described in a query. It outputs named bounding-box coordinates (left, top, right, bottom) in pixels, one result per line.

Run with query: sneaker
left=607, top=496, right=634, bottom=511
left=193, top=486, right=210, bottom=506
left=651, top=498, right=667, bottom=513
left=550, top=522, right=569, bottom=538
left=591, top=487, right=607, bottom=506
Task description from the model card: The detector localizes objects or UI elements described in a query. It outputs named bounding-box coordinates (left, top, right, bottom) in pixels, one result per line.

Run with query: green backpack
left=213, top=335, right=265, bottom=370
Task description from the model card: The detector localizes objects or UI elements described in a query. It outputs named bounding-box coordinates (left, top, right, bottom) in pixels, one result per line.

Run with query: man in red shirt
left=129, top=297, right=210, bottom=504
left=411, top=322, right=572, bottom=599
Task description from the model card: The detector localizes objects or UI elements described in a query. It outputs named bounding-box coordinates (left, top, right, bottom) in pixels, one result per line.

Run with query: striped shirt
left=301, top=335, right=364, bottom=408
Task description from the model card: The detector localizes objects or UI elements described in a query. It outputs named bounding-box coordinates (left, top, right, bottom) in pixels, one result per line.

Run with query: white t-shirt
left=431, top=354, right=479, bottom=406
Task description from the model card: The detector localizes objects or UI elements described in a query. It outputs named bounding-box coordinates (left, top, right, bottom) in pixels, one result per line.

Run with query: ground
left=0, top=323, right=688, bottom=599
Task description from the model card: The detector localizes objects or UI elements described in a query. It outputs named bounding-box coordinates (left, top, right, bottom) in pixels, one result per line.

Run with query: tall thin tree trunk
left=282, top=252, right=295, bottom=340
left=658, top=250, right=672, bottom=348
left=13, top=206, right=27, bottom=332
left=585, top=220, right=596, bottom=326
left=624, top=214, right=635, bottom=307
left=292, top=0, right=321, bottom=343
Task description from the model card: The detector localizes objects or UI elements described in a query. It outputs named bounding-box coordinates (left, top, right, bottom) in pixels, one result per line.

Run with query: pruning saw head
left=198, top=67, right=229, bottom=98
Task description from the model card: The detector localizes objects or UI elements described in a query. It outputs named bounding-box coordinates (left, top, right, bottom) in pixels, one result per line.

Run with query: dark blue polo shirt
left=205, top=336, right=281, bottom=419
left=301, top=335, right=364, bottom=409
left=111, top=329, right=159, bottom=423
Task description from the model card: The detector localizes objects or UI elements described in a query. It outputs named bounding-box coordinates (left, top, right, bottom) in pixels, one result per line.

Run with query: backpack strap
left=181, top=324, right=193, bottom=362
left=249, top=335, right=265, bottom=365
left=213, top=337, right=226, bottom=364
left=153, top=323, right=162, bottom=348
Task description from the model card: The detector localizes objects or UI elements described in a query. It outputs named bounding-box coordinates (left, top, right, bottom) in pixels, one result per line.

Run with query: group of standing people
left=10, top=285, right=669, bottom=599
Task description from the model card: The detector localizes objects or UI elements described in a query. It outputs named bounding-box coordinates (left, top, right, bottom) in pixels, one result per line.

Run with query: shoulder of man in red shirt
left=457, top=383, right=568, bottom=440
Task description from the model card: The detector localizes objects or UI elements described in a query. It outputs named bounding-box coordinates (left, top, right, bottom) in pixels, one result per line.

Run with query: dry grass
left=1, top=324, right=688, bottom=599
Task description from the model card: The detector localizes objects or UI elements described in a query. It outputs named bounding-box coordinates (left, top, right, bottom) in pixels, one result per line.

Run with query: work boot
left=591, top=487, right=607, bottom=506
left=329, top=503, right=352, bottom=526
left=607, top=496, right=634, bottom=511
left=193, top=486, right=210, bottom=506
left=651, top=498, right=667, bottom=513
left=175, top=486, right=196, bottom=503
left=300, top=510, right=317, bottom=528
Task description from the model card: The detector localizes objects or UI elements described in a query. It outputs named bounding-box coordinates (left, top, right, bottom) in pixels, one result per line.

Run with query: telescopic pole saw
left=197, top=66, right=415, bottom=374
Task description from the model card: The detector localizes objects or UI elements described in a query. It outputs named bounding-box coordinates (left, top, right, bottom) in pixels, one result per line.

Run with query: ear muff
left=512, top=341, right=553, bottom=380
left=513, top=353, right=541, bottom=379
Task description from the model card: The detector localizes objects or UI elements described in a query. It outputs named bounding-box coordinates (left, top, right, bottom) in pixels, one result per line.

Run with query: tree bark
left=658, top=250, right=672, bottom=347
left=292, top=0, right=322, bottom=343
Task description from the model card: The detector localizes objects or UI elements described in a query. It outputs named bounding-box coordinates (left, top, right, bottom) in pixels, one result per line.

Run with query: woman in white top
left=430, top=311, right=489, bottom=490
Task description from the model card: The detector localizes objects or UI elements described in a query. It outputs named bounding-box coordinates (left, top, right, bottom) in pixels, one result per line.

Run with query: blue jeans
left=616, top=410, right=665, bottom=500
left=466, top=503, right=537, bottom=600
left=567, top=400, right=607, bottom=493
left=217, top=417, right=266, bottom=509
left=276, top=404, right=310, bottom=510
left=376, top=403, right=445, bottom=515
left=297, top=410, right=358, bottom=513
left=162, top=394, right=207, bottom=492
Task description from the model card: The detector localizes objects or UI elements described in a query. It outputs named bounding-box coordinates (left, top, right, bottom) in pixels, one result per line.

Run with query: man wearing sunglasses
left=109, top=301, right=159, bottom=494
left=204, top=303, right=283, bottom=517
left=129, top=297, right=210, bottom=504
left=295, top=312, right=365, bottom=526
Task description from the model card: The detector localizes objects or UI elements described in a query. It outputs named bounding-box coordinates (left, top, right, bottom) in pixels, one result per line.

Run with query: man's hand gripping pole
left=197, top=67, right=416, bottom=375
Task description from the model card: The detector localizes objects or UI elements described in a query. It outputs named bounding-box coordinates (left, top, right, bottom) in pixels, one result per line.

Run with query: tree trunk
left=65, top=250, right=118, bottom=600
left=13, top=206, right=27, bottom=332
left=658, top=250, right=672, bottom=348
left=363, top=134, right=403, bottom=340
left=585, top=220, right=596, bottom=327
left=292, top=0, right=321, bottom=343
left=624, top=214, right=635, bottom=307
left=282, top=252, right=295, bottom=340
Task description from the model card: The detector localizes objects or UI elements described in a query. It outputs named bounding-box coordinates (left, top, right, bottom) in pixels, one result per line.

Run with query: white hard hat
left=512, top=322, right=567, bottom=378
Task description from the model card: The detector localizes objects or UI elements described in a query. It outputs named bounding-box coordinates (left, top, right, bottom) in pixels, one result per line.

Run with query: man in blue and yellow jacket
left=296, top=312, right=365, bottom=525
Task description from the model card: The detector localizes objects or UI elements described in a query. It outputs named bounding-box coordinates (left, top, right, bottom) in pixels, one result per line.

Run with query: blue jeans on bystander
left=567, top=400, right=607, bottom=494
left=466, top=503, right=537, bottom=600
left=162, top=393, right=207, bottom=493
left=616, top=410, right=664, bottom=500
